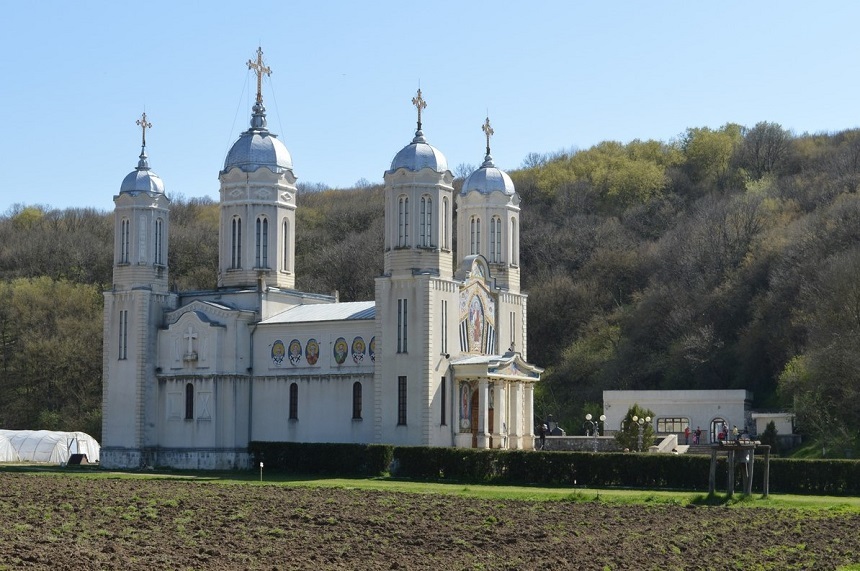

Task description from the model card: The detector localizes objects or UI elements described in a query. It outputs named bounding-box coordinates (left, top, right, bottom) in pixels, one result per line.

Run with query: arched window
left=154, top=217, right=164, bottom=266
left=120, top=218, right=130, bottom=263
left=470, top=216, right=481, bottom=256
left=489, top=216, right=502, bottom=263
left=185, top=383, right=194, bottom=420
left=419, top=196, right=432, bottom=247
left=231, top=217, right=242, bottom=269
left=255, top=216, right=268, bottom=268
left=352, top=382, right=362, bottom=420
left=510, top=217, right=519, bottom=266
left=442, top=197, right=449, bottom=250
left=289, top=382, right=298, bottom=420
left=398, top=196, right=409, bottom=247
left=282, top=219, right=290, bottom=270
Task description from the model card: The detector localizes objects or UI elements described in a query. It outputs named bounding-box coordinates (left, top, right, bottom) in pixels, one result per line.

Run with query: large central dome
left=222, top=102, right=293, bottom=175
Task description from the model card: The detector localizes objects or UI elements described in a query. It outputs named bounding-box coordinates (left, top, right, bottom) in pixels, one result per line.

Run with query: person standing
left=732, top=425, right=739, bottom=442
left=684, top=426, right=691, bottom=445
left=538, top=423, right=547, bottom=450
left=695, top=426, right=702, bottom=445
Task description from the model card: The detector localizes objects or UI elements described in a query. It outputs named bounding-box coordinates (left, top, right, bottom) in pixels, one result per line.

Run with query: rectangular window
left=510, top=311, right=515, bottom=350
left=184, top=383, right=194, bottom=420
left=352, top=382, right=362, bottom=420
left=154, top=218, right=163, bottom=265
left=289, top=383, right=298, bottom=420
left=397, top=376, right=407, bottom=425
left=441, top=300, right=448, bottom=354
left=656, top=417, right=690, bottom=433
left=397, top=299, right=407, bottom=353
left=118, top=310, right=128, bottom=360
left=440, top=376, right=446, bottom=426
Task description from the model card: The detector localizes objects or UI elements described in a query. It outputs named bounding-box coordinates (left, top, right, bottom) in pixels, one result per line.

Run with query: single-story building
left=603, top=389, right=752, bottom=444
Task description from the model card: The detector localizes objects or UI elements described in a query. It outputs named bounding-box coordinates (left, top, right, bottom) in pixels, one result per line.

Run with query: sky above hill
left=2, top=1, right=859, bottom=212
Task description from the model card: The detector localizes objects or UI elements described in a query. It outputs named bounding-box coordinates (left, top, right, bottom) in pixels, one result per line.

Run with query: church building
left=101, top=49, right=542, bottom=470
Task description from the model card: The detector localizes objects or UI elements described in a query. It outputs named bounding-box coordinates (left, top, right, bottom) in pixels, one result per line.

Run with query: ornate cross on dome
left=412, top=89, right=427, bottom=131
left=482, top=117, right=494, bottom=156
left=136, top=112, right=152, bottom=148
left=247, top=46, right=272, bottom=105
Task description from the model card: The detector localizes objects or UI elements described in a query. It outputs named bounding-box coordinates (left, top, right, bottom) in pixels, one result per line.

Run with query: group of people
left=683, top=426, right=704, bottom=445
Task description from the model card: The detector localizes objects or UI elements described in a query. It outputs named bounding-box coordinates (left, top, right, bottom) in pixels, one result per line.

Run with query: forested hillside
left=1, top=121, right=858, bottom=455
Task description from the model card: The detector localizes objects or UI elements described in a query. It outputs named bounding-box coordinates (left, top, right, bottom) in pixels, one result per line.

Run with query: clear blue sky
left=2, top=1, right=859, bottom=213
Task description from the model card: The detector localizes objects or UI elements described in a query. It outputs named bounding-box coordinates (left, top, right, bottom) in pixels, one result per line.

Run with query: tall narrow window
left=511, top=217, right=519, bottom=266
left=470, top=216, right=481, bottom=255
left=120, top=218, right=130, bottom=263
left=185, top=383, right=194, bottom=420
left=231, top=217, right=242, bottom=269
left=440, top=376, right=447, bottom=426
left=289, top=382, right=298, bottom=420
left=490, top=216, right=503, bottom=263
left=441, top=300, right=448, bottom=355
left=398, top=196, right=409, bottom=247
left=255, top=216, right=268, bottom=268
left=282, top=219, right=290, bottom=270
left=510, top=311, right=516, bottom=350
left=397, top=299, right=408, bottom=353
left=154, top=218, right=164, bottom=265
left=442, top=197, right=449, bottom=250
left=397, top=376, right=407, bottom=425
left=118, top=310, right=128, bottom=360
left=419, top=196, right=432, bottom=247
left=352, top=382, right=362, bottom=420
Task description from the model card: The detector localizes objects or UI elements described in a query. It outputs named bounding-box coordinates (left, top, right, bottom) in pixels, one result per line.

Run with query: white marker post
left=259, top=461, right=264, bottom=482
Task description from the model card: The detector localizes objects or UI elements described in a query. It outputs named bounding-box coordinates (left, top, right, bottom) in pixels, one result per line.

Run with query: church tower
left=219, top=47, right=297, bottom=290
left=102, top=113, right=176, bottom=469
left=375, top=91, right=458, bottom=446
left=457, top=118, right=521, bottom=293
left=383, top=89, right=455, bottom=279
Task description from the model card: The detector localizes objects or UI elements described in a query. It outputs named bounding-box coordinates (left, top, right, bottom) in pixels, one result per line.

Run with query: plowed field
left=1, top=472, right=858, bottom=570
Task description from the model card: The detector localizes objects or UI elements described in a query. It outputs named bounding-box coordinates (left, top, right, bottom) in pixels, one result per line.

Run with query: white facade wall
left=603, top=389, right=752, bottom=444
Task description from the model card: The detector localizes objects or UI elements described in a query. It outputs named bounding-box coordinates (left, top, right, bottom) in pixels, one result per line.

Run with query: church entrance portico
left=452, top=352, right=542, bottom=450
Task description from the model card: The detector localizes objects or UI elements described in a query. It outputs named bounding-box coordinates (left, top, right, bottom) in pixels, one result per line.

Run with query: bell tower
left=102, top=113, right=176, bottom=469
left=219, top=47, right=297, bottom=290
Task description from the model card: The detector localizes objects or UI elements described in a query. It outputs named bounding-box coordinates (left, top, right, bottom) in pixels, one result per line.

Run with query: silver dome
left=120, top=150, right=165, bottom=194
left=461, top=154, right=515, bottom=196
left=223, top=102, right=293, bottom=174
left=388, top=130, right=448, bottom=174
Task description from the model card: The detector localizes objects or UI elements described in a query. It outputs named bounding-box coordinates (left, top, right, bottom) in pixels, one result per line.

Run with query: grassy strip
left=3, top=464, right=859, bottom=511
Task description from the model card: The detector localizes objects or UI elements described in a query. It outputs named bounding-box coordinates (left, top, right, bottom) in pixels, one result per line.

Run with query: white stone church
left=101, top=50, right=542, bottom=470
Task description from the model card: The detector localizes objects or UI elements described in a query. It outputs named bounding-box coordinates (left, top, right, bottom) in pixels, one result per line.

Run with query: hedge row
left=249, top=442, right=860, bottom=495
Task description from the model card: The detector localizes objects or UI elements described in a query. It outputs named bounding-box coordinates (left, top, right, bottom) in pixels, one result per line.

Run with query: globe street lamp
left=584, top=413, right=606, bottom=453
left=632, top=415, right=651, bottom=452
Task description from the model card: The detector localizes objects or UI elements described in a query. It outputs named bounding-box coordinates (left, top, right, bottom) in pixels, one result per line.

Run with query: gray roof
left=120, top=149, right=165, bottom=194
left=461, top=154, right=515, bottom=196
left=260, top=301, right=375, bottom=324
left=388, top=129, right=448, bottom=174
left=223, top=102, right=293, bottom=175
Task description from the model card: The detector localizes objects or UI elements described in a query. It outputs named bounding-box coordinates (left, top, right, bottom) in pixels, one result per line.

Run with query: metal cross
left=136, top=112, right=152, bottom=147
left=247, top=46, right=272, bottom=105
left=412, top=89, right=427, bottom=130
left=482, top=117, right=494, bottom=155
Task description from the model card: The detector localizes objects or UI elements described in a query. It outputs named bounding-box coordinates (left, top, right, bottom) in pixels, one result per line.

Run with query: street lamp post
left=632, top=415, right=651, bottom=452
left=584, top=413, right=606, bottom=453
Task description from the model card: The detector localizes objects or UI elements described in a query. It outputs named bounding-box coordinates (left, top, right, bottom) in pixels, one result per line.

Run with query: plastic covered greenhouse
left=0, top=430, right=100, bottom=464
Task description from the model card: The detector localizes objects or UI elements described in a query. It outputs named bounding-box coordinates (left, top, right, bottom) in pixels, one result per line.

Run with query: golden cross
left=412, top=89, right=427, bottom=130
left=247, top=46, right=272, bottom=105
left=136, top=112, right=152, bottom=147
left=482, top=117, right=494, bottom=155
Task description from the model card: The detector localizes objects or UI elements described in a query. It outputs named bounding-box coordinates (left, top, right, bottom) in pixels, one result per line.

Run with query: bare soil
left=0, top=472, right=858, bottom=570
